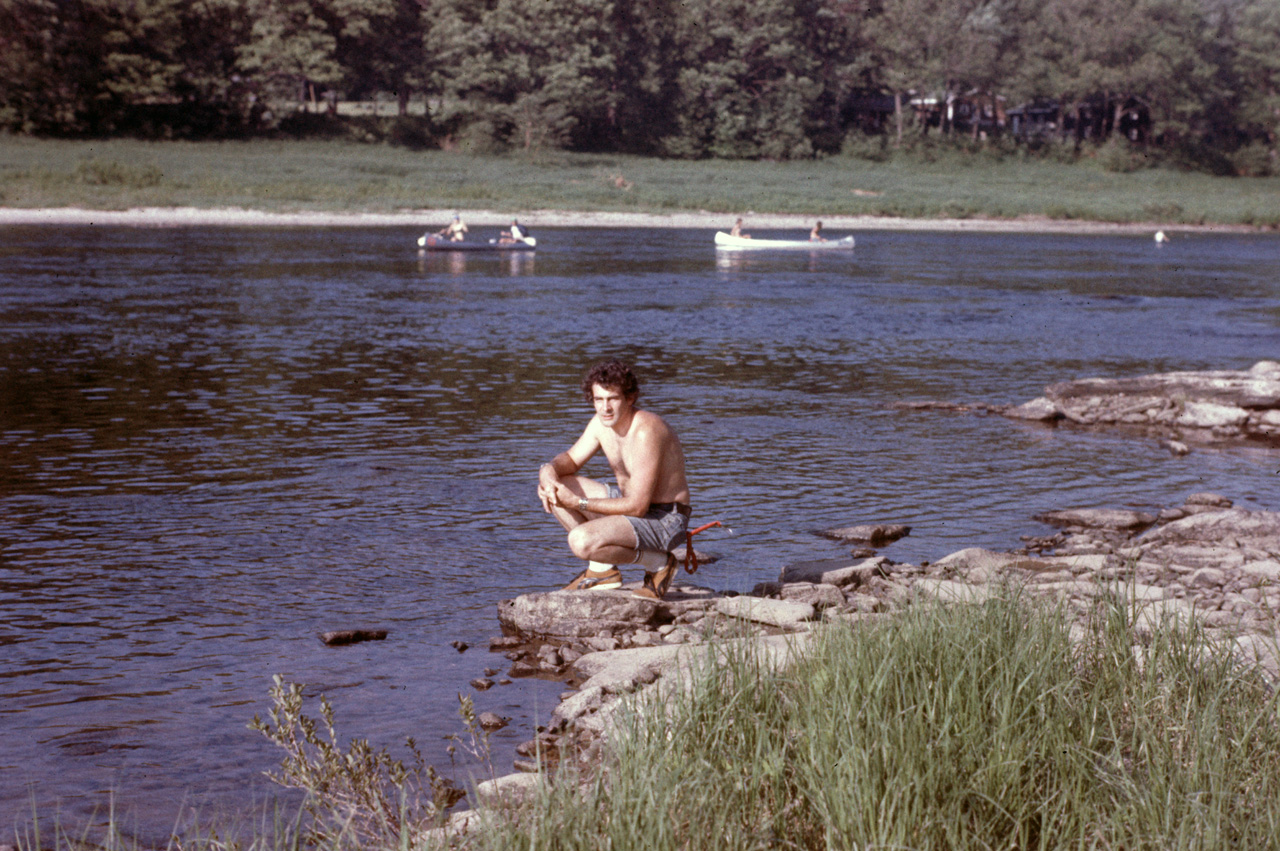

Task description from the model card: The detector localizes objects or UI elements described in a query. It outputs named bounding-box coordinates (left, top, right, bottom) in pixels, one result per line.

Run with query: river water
left=1, top=224, right=1277, bottom=838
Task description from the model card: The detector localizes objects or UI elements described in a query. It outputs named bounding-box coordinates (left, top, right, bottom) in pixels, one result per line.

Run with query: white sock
left=587, top=561, right=615, bottom=575
left=633, top=549, right=669, bottom=570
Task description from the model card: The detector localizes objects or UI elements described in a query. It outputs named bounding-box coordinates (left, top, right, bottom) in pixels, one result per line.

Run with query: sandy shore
left=0, top=206, right=1263, bottom=235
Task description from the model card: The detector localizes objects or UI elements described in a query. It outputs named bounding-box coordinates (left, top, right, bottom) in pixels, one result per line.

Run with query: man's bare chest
left=599, top=434, right=636, bottom=479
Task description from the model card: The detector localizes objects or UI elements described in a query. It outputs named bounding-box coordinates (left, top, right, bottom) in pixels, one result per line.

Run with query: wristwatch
left=578, top=497, right=589, bottom=511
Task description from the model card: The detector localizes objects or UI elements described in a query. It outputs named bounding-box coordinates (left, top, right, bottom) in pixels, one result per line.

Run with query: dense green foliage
left=0, top=0, right=1277, bottom=171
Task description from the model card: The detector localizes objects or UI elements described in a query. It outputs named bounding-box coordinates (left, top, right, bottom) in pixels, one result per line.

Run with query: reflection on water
left=417, top=248, right=537, bottom=276
left=1, top=224, right=1277, bottom=838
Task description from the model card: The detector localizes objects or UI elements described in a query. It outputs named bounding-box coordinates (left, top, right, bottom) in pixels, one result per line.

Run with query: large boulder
left=498, top=591, right=661, bottom=639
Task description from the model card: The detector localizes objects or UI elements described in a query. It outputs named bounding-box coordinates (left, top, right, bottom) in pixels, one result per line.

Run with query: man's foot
left=563, top=566, right=623, bottom=591
left=634, top=552, right=678, bottom=600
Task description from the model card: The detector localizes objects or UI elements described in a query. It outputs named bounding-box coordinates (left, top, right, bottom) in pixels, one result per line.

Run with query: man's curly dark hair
left=581, top=359, right=640, bottom=402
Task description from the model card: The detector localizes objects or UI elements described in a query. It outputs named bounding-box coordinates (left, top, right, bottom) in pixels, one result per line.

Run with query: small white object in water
left=1154, top=230, right=1167, bottom=243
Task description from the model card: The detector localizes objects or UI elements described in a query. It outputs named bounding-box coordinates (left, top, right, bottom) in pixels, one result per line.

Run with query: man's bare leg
left=538, top=476, right=630, bottom=587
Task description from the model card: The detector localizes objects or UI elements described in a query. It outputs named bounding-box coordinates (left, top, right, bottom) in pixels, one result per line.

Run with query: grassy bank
left=463, top=595, right=1280, bottom=850
left=1, top=136, right=1278, bottom=227
left=12, top=594, right=1280, bottom=850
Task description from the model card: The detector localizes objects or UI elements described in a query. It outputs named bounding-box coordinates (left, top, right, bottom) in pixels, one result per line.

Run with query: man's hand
left=538, top=463, right=562, bottom=513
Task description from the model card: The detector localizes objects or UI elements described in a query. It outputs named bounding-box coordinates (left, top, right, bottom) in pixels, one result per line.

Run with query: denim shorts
left=607, top=484, right=689, bottom=554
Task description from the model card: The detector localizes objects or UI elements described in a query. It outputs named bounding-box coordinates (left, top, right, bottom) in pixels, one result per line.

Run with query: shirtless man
left=537, top=360, right=691, bottom=599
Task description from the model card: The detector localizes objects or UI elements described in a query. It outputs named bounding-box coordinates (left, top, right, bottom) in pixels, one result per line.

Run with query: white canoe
left=714, top=231, right=855, bottom=251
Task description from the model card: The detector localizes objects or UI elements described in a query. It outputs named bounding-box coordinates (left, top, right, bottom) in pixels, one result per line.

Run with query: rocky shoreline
left=427, top=361, right=1280, bottom=837
left=429, top=492, right=1279, bottom=835
left=901, top=360, right=1280, bottom=453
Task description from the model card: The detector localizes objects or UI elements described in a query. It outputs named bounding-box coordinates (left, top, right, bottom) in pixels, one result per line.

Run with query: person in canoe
left=438, top=213, right=468, bottom=242
left=810, top=220, right=826, bottom=242
left=499, top=218, right=530, bottom=244
left=729, top=218, right=751, bottom=238
left=537, top=359, right=692, bottom=599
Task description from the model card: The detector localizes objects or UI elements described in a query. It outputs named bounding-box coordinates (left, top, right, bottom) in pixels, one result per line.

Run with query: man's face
left=591, top=383, right=633, bottom=427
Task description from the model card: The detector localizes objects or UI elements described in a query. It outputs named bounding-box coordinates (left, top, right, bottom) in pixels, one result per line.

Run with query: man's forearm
left=540, top=454, right=578, bottom=491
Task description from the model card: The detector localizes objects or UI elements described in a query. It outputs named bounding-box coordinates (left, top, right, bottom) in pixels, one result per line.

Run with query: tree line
left=1, top=0, right=1277, bottom=173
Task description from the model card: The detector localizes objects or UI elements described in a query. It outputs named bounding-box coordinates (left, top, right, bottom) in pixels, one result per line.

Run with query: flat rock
left=778, top=582, right=846, bottom=609
left=930, top=548, right=1038, bottom=575
left=1002, top=362, right=1280, bottom=443
left=1176, top=401, right=1251, bottom=429
left=715, top=596, right=816, bottom=629
left=474, top=772, right=543, bottom=809
left=1139, top=509, right=1280, bottom=553
left=1044, top=361, right=1280, bottom=408
left=1004, top=397, right=1062, bottom=421
left=1033, top=508, right=1157, bottom=531
left=778, top=556, right=890, bottom=587
left=820, top=524, right=911, bottom=546
left=911, top=579, right=995, bottom=604
left=498, top=591, right=659, bottom=639
left=1241, top=559, right=1280, bottom=582
left=572, top=644, right=687, bottom=693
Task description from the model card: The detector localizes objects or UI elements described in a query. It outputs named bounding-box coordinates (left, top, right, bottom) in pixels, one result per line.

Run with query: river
left=1, top=224, right=1276, bottom=839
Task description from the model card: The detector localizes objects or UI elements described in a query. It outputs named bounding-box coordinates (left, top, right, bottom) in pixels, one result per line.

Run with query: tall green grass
left=1, top=137, right=1278, bottom=226
left=465, top=593, right=1280, bottom=850
left=14, top=594, right=1280, bottom=851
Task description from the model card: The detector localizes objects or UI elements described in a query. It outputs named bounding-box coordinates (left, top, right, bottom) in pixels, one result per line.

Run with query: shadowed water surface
left=1, top=224, right=1277, bottom=838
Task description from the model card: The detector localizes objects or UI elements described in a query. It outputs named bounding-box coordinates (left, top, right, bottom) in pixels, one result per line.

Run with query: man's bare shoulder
left=629, top=409, right=675, bottom=438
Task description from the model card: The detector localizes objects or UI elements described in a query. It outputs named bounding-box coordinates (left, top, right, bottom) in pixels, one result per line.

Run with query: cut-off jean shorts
left=607, top=484, right=689, bottom=555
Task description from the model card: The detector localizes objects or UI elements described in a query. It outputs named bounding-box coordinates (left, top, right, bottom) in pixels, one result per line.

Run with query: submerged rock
left=319, top=628, right=387, bottom=646
left=820, top=523, right=911, bottom=546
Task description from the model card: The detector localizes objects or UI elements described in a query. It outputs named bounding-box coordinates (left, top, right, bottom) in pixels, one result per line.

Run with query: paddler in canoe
left=437, top=213, right=468, bottom=242
left=498, top=218, right=530, bottom=245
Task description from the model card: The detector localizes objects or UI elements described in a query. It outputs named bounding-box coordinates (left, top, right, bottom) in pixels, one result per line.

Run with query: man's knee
left=567, top=523, right=626, bottom=560
left=566, top=526, right=594, bottom=559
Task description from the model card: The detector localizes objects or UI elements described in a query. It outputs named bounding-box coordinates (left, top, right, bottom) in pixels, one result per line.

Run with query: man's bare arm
left=539, top=424, right=601, bottom=511
left=554, top=417, right=664, bottom=517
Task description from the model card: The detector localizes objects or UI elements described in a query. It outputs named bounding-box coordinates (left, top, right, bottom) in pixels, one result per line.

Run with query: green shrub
left=839, top=130, right=891, bottom=162
left=1231, top=142, right=1276, bottom=177
left=1096, top=138, right=1154, bottom=173
left=72, top=158, right=164, bottom=188
left=248, top=674, right=464, bottom=848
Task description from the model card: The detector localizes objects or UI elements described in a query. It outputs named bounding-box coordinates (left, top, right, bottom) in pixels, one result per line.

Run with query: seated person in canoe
left=499, top=218, right=529, bottom=244
left=537, top=360, right=691, bottom=599
left=810, top=220, right=826, bottom=242
left=729, top=218, right=751, bottom=238
left=438, top=213, right=468, bottom=242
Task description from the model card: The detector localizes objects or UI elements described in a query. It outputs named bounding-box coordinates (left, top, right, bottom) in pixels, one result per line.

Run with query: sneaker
left=634, top=552, right=678, bottom=600
left=562, top=566, right=622, bottom=591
